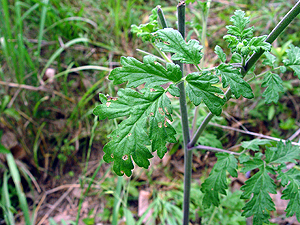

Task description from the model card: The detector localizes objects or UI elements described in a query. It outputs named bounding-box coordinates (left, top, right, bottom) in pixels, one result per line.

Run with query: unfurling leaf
left=248, top=35, right=271, bottom=52
left=263, top=52, right=277, bottom=67
left=131, top=7, right=160, bottom=42
left=201, top=153, right=238, bottom=208
left=93, top=87, right=176, bottom=176
left=226, top=10, right=253, bottom=40
left=186, top=72, right=226, bottom=115
left=110, top=55, right=182, bottom=88
left=216, top=64, right=254, bottom=99
left=155, top=28, right=203, bottom=65
left=283, top=44, right=300, bottom=79
left=223, top=35, right=239, bottom=50
left=214, top=45, right=226, bottom=62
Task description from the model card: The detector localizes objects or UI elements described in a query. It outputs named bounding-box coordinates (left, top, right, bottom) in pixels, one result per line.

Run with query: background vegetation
left=0, top=0, right=300, bottom=224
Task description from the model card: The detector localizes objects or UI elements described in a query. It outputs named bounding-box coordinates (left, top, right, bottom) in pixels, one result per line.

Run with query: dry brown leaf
left=1, top=131, right=18, bottom=149
left=138, top=190, right=153, bottom=225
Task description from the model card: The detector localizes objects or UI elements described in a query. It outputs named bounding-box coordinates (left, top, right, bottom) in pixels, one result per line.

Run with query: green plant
left=93, top=2, right=300, bottom=225
left=0, top=141, right=35, bottom=225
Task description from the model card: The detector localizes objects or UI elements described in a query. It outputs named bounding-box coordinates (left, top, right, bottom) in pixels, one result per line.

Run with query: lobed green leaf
left=109, top=55, right=182, bottom=88
left=263, top=52, right=277, bottom=67
left=278, top=169, right=300, bottom=221
left=201, top=153, right=238, bottom=208
left=185, top=72, right=226, bottom=115
left=261, top=72, right=284, bottom=104
left=265, top=141, right=300, bottom=164
left=241, top=158, right=264, bottom=173
left=242, top=188, right=276, bottom=224
left=283, top=44, right=300, bottom=79
left=248, top=35, right=271, bottom=52
left=131, top=7, right=160, bottom=42
left=241, top=139, right=272, bottom=151
left=241, top=164, right=276, bottom=225
left=93, top=87, right=176, bottom=176
left=155, top=28, right=203, bottom=65
left=216, top=64, right=254, bottom=99
left=226, top=10, right=253, bottom=40
left=167, top=84, right=180, bottom=97
left=223, top=35, right=239, bottom=50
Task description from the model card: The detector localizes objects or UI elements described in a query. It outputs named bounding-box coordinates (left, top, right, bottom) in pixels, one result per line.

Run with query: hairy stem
left=189, top=2, right=300, bottom=148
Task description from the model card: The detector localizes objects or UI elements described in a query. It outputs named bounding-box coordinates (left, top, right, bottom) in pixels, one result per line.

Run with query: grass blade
left=0, top=0, right=18, bottom=79
left=33, top=122, right=47, bottom=168
left=37, top=0, right=49, bottom=59
left=43, top=16, right=97, bottom=34
left=6, top=153, right=32, bottom=224
left=1, top=171, right=16, bottom=225
left=112, top=176, right=123, bottom=225
left=15, top=1, right=25, bottom=83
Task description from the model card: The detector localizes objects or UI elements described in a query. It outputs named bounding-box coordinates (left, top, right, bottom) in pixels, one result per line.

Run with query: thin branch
left=189, top=145, right=240, bottom=155
left=37, top=187, right=74, bottom=225
left=288, top=127, right=300, bottom=141
left=209, top=122, right=300, bottom=146
left=0, top=80, right=75, bottom=103
left=223, top=111, right=249, bottom=132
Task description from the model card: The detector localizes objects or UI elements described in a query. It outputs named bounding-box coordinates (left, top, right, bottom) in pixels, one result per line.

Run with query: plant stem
left=189, top=2, right=300, bottom=148
left=243, top=1, right=300, bottom=75
left=208, top=205, right=217, bottom=225
left=157, top=5, right=168, bottom=28
left=189, top=112, right=214, bottom=148
left=176, top=2, right=192, bottom=225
